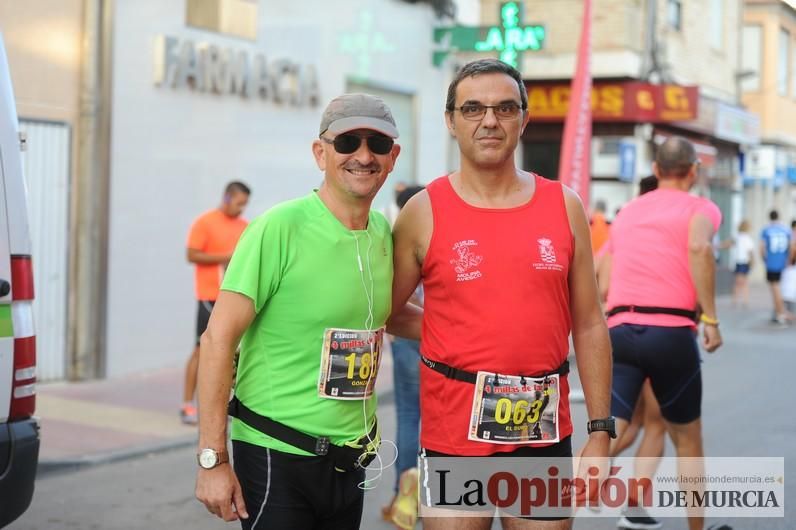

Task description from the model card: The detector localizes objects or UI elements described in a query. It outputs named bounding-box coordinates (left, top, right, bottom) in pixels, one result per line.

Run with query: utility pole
left=70, top=0, right=113, bottom=380
left=642, top=0, right=670, bottom=82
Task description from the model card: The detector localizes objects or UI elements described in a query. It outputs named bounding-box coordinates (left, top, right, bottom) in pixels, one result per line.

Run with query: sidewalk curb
left=37, top=434, right=197, bottom=478
left=36, top=389, right=397, bottom=478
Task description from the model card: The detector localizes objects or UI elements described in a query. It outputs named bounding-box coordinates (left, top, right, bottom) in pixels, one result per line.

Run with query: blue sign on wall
left=775, top=166, right=786, bottom=189
left=740, top=152, right=756, bottom=187
left=618, top=140, right=636, bottom=183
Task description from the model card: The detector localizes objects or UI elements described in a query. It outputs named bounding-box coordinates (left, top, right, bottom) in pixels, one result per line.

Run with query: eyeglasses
left=320, top=133, right=394, bottom=155
left=451, top=102, right=524, bottom=121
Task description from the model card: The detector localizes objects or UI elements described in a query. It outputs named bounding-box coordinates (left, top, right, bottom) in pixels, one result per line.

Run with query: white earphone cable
left=353, top=227, right=397, bottom=490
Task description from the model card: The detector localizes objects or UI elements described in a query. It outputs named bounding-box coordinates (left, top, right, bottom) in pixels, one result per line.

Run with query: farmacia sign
left=154, top=35, right=320, bottom=107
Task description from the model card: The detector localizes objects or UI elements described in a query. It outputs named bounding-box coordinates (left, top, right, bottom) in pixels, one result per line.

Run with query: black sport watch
left=586, top=417, right=617, bottom=438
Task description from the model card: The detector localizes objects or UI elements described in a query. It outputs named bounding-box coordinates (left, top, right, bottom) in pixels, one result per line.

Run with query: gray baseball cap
left=319, top=93, right=399, bottom=138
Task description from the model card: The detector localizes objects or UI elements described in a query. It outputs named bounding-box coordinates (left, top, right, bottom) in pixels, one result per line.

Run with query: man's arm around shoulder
left=195, top=290, right=255, bottom=522
left=386, top=191, right=430, bottom=341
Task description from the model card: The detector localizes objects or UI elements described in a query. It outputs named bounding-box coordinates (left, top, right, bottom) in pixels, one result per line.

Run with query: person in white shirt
left=781, top=258, right=796, bottom=314
left=788, top=220, right=796, bottom=314
left=732, top=219, right=755, bottom=307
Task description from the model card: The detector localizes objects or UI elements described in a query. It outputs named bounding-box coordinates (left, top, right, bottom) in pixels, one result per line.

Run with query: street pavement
left=12, top=282, right=795, bottom=529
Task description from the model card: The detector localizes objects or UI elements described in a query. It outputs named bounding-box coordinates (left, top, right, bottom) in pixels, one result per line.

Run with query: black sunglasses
left=320, top=133, right=394, bottom=155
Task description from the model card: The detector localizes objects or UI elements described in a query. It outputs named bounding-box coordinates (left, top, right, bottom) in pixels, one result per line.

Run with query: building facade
left=1, top=0, right=456, bottom=380
left=741, top=0, right=796, bottom=250
left=447, top=0, right=760, bottom=276
left=0, top=1, right=82, bottom=381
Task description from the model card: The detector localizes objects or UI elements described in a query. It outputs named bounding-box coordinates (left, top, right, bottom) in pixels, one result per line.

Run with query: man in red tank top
left=388, top=59, right=613, bottom=529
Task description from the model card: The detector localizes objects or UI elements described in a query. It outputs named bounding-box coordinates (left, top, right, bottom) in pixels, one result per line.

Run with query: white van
left=0, top=33, right=39, bottom=528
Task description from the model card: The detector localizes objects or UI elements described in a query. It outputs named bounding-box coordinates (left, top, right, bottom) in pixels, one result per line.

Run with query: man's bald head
left=655, top=136, right=698, bottom=178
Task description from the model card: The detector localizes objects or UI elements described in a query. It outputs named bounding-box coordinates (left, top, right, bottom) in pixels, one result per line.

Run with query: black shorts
left=232, top=441, right=365, bottom=530
left=196, top=300, right=215, bottom=344
left=610, top=324, right=701, bottom=424
left=767, top=270, right=783, bottom=283
left=419, top=437, right=573, bottom=520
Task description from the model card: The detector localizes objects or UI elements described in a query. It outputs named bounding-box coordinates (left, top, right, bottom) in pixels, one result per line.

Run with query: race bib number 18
left=318, top=327, right=384, bottom=400
left=468, top=371, right=560, bottom=444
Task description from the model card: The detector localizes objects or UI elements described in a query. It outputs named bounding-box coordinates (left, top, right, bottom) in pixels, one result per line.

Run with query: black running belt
left=420, top=356, right=569, bottom=385
left=227, top=396, right=377, bottom=458
left=605, top=305, right=697, bottom=321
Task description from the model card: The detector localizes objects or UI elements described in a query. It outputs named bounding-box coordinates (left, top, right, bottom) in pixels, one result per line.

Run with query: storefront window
left=779, top=28, right=790, bottom=96
left=741, top=25, right=761, bottom=92
left=524, top=141, right=561, bottom=181
left=667, top=0, right=682, bottom=31
left=792, top=41, right=796, bottom=99
left=709, top=0, right=723, bottom=50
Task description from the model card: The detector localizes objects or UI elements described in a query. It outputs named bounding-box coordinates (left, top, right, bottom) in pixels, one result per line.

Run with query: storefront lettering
left=526, top=82, right=698, bottom=122
left=153, top=35, right=320, bottom=107
left=529, top=85, right=624, bottom=117
left=665, top=86, right=686, bottom=109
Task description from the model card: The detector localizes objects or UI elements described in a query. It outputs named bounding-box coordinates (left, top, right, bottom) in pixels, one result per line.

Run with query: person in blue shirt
left=760, top=210, right=795, bottom=324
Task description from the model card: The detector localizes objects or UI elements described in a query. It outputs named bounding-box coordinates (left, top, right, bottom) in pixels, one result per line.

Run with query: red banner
left=527, top=82, right=699, bottom=123
left=557, top=0, right=592, bottom=207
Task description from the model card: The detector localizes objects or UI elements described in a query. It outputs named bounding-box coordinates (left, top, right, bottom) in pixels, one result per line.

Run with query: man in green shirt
left=195, top=94, right=401, bottom=530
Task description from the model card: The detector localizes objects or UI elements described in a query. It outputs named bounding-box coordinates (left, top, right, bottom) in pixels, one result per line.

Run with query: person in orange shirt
left=182, top=181, right=251, bottom=424
left=590, top=199, right=610, bottom=256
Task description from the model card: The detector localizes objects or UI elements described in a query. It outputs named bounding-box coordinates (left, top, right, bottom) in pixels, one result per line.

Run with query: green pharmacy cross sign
left=339, top=12, right=396, bottom=79
left=433, top=1, right=545, bottom=68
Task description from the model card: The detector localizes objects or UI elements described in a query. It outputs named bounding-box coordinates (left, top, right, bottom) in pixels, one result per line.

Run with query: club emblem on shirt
left=538, top=238, right=557, bottom=264
left=450, top=240, right=483, bottom=282
left=533, top=237, right=564, bottom=272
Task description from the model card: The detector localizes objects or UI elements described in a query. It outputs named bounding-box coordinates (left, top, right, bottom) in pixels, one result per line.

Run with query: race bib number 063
left=468, top=371, right=560, bottom=444
left=318, top=327, right=384, bottom=400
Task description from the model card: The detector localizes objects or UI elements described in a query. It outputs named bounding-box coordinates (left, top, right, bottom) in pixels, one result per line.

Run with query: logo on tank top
left=450, top=240, right=483, bottom=282
left=533, top=238, right=564, bottom=272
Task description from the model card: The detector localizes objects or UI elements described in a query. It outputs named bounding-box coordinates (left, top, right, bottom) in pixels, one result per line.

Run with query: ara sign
left=433, top=2, right=545, bottom=68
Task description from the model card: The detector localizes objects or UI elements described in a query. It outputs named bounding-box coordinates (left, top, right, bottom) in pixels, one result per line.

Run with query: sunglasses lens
left=333, top=134, right=361, bottom=154
left=367, top=135, right=394, bottom=155
left=332, top=134, right=393, bottom=155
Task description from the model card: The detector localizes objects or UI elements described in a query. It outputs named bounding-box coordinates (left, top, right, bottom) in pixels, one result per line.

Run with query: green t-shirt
left=222, top=191, right=393, bottom=455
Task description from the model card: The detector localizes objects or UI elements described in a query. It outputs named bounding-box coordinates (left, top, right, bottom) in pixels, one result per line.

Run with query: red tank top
left=420, top=174, right=574, bottom=455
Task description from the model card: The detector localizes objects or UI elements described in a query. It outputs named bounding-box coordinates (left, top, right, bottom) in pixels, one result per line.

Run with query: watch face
left=199, top=449, right=217, bottom=469
left=589, top=419, right=615, bottom=433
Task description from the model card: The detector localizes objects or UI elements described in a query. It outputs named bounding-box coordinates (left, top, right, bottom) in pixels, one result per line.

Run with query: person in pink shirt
left=603, top=137, right=727, bottom=530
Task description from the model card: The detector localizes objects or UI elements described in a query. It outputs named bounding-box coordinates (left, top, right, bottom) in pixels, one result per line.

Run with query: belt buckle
left=315, top=436, right=330, bottom=456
